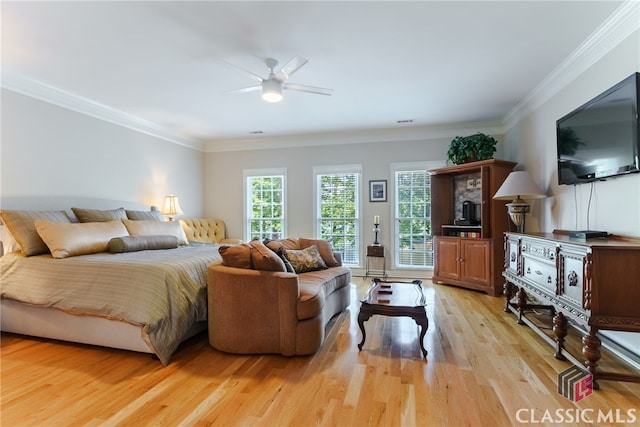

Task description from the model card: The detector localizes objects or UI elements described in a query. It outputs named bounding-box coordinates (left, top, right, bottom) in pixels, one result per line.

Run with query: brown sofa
left=207, top=238, right=351, bottom=356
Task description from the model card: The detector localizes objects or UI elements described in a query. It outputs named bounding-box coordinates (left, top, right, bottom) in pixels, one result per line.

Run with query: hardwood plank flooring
left=2, top=278, right=639, bottom=426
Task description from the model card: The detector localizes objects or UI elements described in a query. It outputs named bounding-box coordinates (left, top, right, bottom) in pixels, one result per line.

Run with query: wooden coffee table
left=357, top=278, right=428, bottom=359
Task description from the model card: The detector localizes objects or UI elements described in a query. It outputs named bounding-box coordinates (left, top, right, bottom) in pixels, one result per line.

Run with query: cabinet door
left=435, top=237, right=460, bottom=280
left=461, top=239, right=491, bottom=286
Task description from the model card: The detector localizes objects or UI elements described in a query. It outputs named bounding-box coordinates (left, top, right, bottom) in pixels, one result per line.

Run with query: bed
left=0, top=197, right=223, bottom=365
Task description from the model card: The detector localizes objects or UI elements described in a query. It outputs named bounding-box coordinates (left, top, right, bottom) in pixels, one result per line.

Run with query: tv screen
left=557, top=72, right=640, bottom=185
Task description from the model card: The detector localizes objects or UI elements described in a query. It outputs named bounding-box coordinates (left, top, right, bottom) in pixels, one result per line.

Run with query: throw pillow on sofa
left=284, top=245, right=328, bottom=273
left=249, top=240, right=286, bottom=272
left=219, top=243, right=252, bottom=269
left=275, top=248, right=295, bottom=273
left=298, top=238, right=340, bottom=267
left=264, top=237, right=301, bottom=253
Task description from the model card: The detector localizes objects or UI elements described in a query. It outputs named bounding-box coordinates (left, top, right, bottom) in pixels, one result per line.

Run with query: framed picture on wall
left=369, top=180, right=387, bottom=202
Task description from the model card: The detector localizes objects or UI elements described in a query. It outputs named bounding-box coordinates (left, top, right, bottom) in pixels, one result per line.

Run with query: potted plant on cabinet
left=447, top=133, right=498, bottom=165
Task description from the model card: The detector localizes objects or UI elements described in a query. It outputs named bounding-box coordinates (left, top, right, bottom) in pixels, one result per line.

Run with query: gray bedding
left=0, top=243, right=221, bottom=364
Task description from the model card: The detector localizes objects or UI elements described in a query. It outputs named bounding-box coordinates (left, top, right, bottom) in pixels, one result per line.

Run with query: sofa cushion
left=298, top=238, right=340, bottom=267
left=219, top=243, right=252, bottom=269
left=250, top=240, right=286, bottom=272
left=296, top=266, right=352, bottom=320
left=284, top=245, right=327, bottom=273
left=264, top=238, right=301, bottom=252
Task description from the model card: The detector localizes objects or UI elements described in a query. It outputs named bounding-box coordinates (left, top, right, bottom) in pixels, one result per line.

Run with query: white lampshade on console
left=161, top=194, right=184, bottom=221
left=493, top=171, right=546, bottom=233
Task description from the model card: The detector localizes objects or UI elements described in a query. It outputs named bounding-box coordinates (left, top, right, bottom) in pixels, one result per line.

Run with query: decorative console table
left=502, top=231, right=640, bottom=387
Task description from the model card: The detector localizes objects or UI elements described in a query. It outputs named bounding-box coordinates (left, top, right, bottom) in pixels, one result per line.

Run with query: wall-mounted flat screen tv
left=556, top=72, right=639, bottom=185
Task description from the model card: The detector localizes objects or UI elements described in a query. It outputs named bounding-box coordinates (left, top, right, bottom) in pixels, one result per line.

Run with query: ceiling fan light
left=262, top=79, right=283, bottom=103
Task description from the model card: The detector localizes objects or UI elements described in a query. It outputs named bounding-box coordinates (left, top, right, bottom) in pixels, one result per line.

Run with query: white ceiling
left=0, top=1, right=626, bottom=150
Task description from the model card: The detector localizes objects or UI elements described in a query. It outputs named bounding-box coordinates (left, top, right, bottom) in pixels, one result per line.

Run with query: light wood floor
left=2, top=278, right=639, bottom=426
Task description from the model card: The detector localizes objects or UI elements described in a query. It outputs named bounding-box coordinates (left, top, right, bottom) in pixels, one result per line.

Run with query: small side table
left=365, top=245, right=387, bottom=278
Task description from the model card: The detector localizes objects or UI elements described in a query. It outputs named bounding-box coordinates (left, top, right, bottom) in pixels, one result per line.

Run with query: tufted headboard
left=179, top=218, right=241, bottom=244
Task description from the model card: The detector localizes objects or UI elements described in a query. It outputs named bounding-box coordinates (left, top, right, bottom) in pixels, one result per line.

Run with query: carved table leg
left=413, top=310, right=429, bottom=359
left=357, top=307, right=372, bottom=351
left=503, top=281, right=516, bottom=313
left=552, top=311, right=568, bottom=360
left=515, top=287, right=528, bottom=325
left=582, top=326, right=602, bottom=390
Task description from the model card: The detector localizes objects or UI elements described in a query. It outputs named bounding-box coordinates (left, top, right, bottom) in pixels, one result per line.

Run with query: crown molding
left=1, top=69, right=204, bottom=151
left=7, top=0, right=633, bottom=154
left=503, top=0, right=640, bottom=130
left=203, top=121, right=505, bottom=153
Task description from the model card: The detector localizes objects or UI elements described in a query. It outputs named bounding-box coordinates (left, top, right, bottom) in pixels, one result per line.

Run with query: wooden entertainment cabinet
left=503, top=231, right=640, bottom=386
left=430, top=159, right=516, bottom=296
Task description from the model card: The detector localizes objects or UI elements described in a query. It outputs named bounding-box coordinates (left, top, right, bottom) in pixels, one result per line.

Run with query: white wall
left=504, top=28, right=640, bottom=358
left=204, top=136, right=455, bottom=251
left=1, top=89, right=204, bottom=215
left=505, top=33, right=640, bottom=236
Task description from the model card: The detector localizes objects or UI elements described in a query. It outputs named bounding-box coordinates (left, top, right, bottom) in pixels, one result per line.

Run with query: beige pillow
left=219, top=243, right=252, bottom=269
left=0, top=210, right=71, bottom=256
left=0, top=225, right=20, bottom=255
left=71, top=207, right=127, bottom=223
left=121, top=219, right=188, bottom=245
left=249, top=240, right=286, bottom=272
left=35, top=220, right=129, bottom=259
left=299, top=238, right=340, bottom=267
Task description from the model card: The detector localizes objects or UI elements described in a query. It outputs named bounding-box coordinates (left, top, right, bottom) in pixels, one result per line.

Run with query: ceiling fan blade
left=219, top=60, right=264, bottom=83
left=283, top=83, right=333, bottom=96
left=226, top=85, right=262, bottom=94
left=275, top=56, right=308, bottom=81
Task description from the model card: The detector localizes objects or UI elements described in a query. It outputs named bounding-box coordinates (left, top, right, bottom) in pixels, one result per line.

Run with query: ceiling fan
left=227, top=56, right=333, bottom=103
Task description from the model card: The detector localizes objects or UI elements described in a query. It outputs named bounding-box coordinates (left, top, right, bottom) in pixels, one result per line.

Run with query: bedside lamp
left=161, top=194, right=183, bottom=222
left=493, top=171, right=545, bottom=233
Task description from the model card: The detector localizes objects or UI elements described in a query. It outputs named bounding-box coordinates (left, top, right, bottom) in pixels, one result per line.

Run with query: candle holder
left=373, top=224, right=380, bottom=246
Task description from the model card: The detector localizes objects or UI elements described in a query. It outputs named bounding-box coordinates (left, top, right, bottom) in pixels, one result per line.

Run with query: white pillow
left=0, top=224, right=20, bottom=255
left=35, top=220, right=129, bottom=259
left=121, top=219, right=188, bottom=245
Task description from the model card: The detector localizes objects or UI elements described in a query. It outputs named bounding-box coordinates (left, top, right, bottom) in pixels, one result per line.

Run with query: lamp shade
left=161, top=195, right=183, bottom=220
left=493, top=171, right=546, bottom=200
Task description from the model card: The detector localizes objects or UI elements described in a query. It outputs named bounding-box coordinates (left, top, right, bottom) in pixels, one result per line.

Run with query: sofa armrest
left=333, top=251, right=343, bottom=266
left=207, top=264, right=300, bottom=355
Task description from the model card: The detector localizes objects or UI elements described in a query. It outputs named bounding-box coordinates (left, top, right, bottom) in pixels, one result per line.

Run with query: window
left=244, top=169, right=286, bottom=242
left=393, top=162, right=441, bottom=268
left=314, top=166, right=361, bottom=265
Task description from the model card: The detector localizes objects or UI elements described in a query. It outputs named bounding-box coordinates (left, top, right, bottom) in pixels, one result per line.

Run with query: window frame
left=313, top=164, right=362, bottom=267
left=390, top=161, right=443, bottom=270
left=243, top=167, right=287, bottom=242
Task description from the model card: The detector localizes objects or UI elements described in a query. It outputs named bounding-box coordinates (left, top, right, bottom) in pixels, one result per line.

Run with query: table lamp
left=493, top=171, right=545, bottom=233
left=161, top=194, right=183, bottom=222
